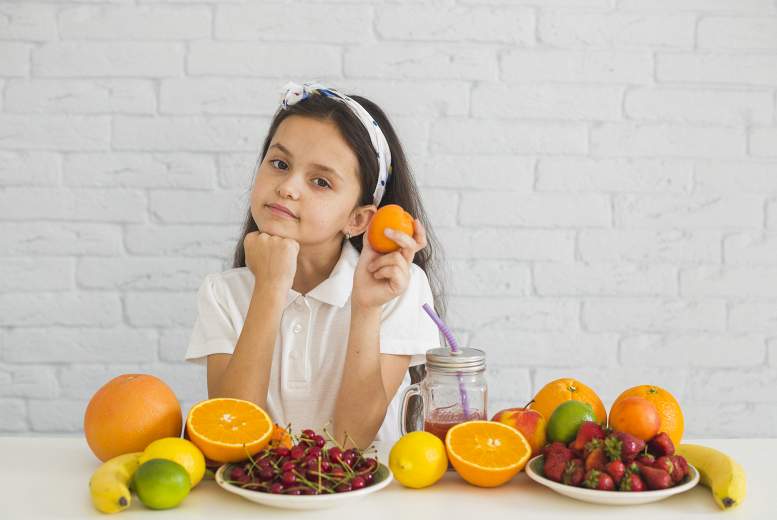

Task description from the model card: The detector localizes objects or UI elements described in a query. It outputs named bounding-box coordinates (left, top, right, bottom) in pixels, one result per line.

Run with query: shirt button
left=293, top=323, right=303, bottom=334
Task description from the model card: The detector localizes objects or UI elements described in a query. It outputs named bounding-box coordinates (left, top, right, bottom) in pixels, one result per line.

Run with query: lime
left=133, top=459, right=191, bottom=510
left=389, top=431, right=448, bottom=489
left=140, top=437, right=206, bottom=487
left=546, top=401, right=595, bottom=444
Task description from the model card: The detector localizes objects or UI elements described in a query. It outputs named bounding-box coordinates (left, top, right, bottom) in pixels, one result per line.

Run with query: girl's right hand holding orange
left=243, top=231, right=299, bottom=296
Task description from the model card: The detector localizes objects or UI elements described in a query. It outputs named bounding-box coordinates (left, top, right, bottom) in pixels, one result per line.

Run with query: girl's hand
left=244, top=231, right=300, bottom=296
left=352, top=218, right=428, bottom=310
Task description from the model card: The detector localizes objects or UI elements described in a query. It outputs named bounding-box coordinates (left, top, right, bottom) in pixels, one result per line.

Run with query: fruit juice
left=424, top=407, right=486, bottom=470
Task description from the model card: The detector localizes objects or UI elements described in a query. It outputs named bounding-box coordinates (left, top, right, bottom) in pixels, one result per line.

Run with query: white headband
left=279, top=81, right=393, bottom=208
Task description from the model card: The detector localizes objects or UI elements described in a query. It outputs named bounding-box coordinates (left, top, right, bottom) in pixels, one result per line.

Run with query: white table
left=1, top=436, right=769, bottom=519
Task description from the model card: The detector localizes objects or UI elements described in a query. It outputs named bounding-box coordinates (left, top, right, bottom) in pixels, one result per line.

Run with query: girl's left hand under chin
left=352, top=218, right=428, bottom=310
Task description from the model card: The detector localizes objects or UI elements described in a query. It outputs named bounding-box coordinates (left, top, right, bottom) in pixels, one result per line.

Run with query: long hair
left=232, top=89, right=447, bottom=325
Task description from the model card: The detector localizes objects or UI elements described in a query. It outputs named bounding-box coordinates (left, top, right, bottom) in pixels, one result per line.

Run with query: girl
left=185, top=81, right=446, bottom=448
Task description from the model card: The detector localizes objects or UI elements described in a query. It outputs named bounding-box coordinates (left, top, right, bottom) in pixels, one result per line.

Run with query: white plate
left=215, top=461, right=393, bottom=510
left=525, top=455, right=699, bottom=506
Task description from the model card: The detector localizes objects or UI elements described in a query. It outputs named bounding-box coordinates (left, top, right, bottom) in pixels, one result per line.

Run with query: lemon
left=546, top=401, right=595, bottom=444
left=389, top=431, right=448, bottom=489
left=133, top=459, right=191, bottom=510
left=140, top=437, right=206, bottom=488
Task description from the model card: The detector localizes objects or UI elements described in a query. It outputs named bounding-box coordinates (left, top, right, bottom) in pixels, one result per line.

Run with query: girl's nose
left=276, top=175, right=300, bottom=200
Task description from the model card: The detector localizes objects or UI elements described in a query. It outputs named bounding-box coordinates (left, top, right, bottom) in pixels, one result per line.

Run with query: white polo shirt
left=184, top=239, right=441, bottom=445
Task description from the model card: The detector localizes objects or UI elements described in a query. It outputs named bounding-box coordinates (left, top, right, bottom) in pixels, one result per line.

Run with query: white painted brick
left=613, top=193, right=763, bottom=229
left=725, top=232, right=777, bottom=264
left=768, top=200, right=777, bottom=229
left=63, top=153, right=215, bottom=189
left=4, top=327, right=157, bottom=364
left=730, top=303, right=777, bottom=333
left=750, top=127, right=777, bottom=157
left=0, top=365, right=58, bottom=398
left=464, top=0, right=608, bottom=5
left=159, top=328, right=190, bottom=362
left=377, top=5, right=534, bottom=44
left=695, top=160, right=777, bottom=193
left=5, top=79, right=155, bottom=114
left=684, top=403, right=777, bottom=438
left=472, top=84, right=622, bottom=120
left=538, top=12, right=695, bottom=48
left=77, top=257, right=222, bottom=290
left=537, top=158, right=693, bottom=192
left=535, top=263, right=677, bottom=296
left=0, top=151, right=59, bottom=186
left=160, top=78, right=281, bottom=115
left=579, top=229, right=721, bottom=264
left=188, top=42, right=340, bottom=77
left=687, top=368, right=777, bottom=403
left=0, top=399, right=26, bottom=431
left=149, top=189, right=247, bottom=224
left=461, top=192, right=610, bottom=227
left=0, top=188, right=146, bottom=222
left=28, top=399, right=85, bottom=432
left=32, top=42, right=183, bottom=77
left=625, top=87, right=773, bottom=125
left=218, top=153, right=258, bottom=189
left=0, top=42, right=29, bottom=76
left=125, top=224, right=236, bottom=257
left=698, top=17, right=777, bottom=50
left=0, top=223, right=121, bottom=256
left=448, top=296, right=579, bottom=332
left=148, top=362, right=207, bottom=402
left=0, top=115, right=109, bottom=150
left=0, top=258, right=73, bottom=291
left=769, top=338, right=777, bottom=367
left=432, top=119, right=587, bottom=155
left=448, top=260, right=531, bottom=296
left=0, top=293, right=122, bottom=327
left=591, top=123, right=746, bottom=158
left=342, top=79, right=470, bottom=117
left=383, top=115, right=429, bottom=158
left=681, top=266, right=777, bottom=298
left=418, top=188, right=458, bottom=228
left=217, top=3, right=371, bottom=43
left=471, top=330, right=619, bottom=368
left=657, top=52, right=777, bottom=86
left=0, top=3, right=58, bottom=40
left=345, top=44, right=498, bottom=80
left=59, top=5, right=211, bottom=40
left=113, top=115, right=270, bottom=152
left=618, top=0, right=776, bottom=11
left=487, top=366, right=531, bottom=411
left=582, top=299, right=726, bottom=332
left=436, top=228, right=575, bottom=261
left=125, top=292, right=196, bottom=327
left=415, top=155, right=533, bottom=191
left=620, top=334, right=766, bottom=368
left=501, top=49, right=652, bottom=84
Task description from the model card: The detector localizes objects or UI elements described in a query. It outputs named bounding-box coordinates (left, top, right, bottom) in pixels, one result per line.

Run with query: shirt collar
left=285, top=240, right=359, bottom=309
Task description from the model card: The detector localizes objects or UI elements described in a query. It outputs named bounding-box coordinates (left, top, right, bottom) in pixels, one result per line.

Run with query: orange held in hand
left=367, top=204, right=414, bottom=253
left=608, top=396, right=661, bottom=441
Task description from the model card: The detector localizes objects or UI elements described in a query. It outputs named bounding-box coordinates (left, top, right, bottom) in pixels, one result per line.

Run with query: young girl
left=185, top=81, right=446, bottom=448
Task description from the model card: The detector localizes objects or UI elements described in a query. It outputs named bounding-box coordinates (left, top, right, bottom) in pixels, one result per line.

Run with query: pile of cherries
left=223, top=427, right=381, bottom=495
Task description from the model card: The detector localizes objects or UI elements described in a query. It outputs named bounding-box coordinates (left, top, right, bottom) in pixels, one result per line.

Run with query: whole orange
left=612, top=385, right=684, bottom=446
left=529, top=378, right=607, bottom=426
left=367, top=204, right=414, bottom=253
left=84, top=374, right=182, bottom=462
left=608, top=396, right=661, bottom=441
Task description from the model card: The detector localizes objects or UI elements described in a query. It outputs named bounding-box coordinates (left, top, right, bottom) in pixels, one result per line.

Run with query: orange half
left=445, top=420, right=531, bottom=488
left=185, top=398, right=273, bottom=463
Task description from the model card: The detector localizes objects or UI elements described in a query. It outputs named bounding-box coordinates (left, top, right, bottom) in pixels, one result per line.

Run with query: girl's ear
left=348, top=204, right=377, bottom=236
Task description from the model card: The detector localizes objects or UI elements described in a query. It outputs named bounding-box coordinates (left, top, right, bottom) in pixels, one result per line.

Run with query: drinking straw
left=422, top=303, right=471, bottom=419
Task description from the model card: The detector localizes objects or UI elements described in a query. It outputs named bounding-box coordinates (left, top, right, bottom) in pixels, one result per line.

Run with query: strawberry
left=571, top=421, right=605, bottom=454
left=585, top=447, right=608, bottom=472
left=562, top=459, right=585, bottom=487
left=619, top=471, right=646, bottom=492
left=654, top=455, right=683, bottom=483
left=542, top=441, right=569, bottom=458
left=647, top=432, right=675, bottom=457
left=670, top=455, right=689, bottom=482
left=604, top=431, right=645, bottom=463
left=636, top=452, right=655, bottom=466
left=605, top=459, right=626, bottom=485
left=637, top=464, right=673, bottom=490
left=583, top=469, right=615, bottom=491
left=583, top=438, right=604, bottom=458
left=543, top=445, right=573, bottom=483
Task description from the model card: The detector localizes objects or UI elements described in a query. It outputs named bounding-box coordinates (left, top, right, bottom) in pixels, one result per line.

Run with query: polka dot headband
left=280, top=81, right=393, bottom=208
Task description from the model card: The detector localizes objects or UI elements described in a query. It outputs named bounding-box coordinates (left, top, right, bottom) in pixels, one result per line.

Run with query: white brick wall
left=1, top=0, right=776, bottom=438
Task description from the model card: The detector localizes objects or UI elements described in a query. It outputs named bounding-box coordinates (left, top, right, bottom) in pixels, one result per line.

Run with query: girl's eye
left=313, top=177, right=331, bottom=189
left=270, top=159, right=287, bottom=170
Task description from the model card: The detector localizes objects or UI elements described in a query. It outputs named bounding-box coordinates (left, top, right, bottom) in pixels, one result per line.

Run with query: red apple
left=491, top=404, right=547, bottom=457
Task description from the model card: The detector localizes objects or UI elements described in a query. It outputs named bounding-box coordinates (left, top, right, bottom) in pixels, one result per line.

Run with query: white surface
left=524, top=455, right=699, bottom=506
left=3, top=437, right=770, bottom=519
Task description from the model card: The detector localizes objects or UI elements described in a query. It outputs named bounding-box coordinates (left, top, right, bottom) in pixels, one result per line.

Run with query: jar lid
left=425, top=347, right=486, bottom=371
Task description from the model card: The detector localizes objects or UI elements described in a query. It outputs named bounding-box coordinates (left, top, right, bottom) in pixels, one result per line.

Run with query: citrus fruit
left=608, top=396, right=661, bottom=441
left=269, top=423, right=293, bottom=449
left=389, top=431, right=448, bottom=489
left=546, top=400, right=596, bottom=443
left=185, top=398, right=273, bottom=463
left=445, top=420, right=531, bottom=488
left=140, top=437, right=206, bottom=488
left=529, top=378, right=606, bottom=425
left=367, top=204, right=414, bottom=253
left=133, top=459, right=191, bottom=510
left=612, top=385, right=684, bottom=446
left=84, top=374, right=182, bottom=462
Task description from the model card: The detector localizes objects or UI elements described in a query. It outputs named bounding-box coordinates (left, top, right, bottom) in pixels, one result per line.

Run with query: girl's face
left=251, top=115, right=370, bottom=245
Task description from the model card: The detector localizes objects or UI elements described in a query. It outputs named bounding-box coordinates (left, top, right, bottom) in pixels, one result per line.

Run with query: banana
left=677, top=444, right=746, bottom=510
left=89, top=452, right=143, bottom=514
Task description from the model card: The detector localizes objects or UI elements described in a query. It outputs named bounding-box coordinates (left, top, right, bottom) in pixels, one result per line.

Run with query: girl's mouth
left=265, top=203, right=299, bottom=220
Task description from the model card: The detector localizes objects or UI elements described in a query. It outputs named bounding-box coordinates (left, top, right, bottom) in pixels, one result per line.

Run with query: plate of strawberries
left=525, top=422, right=699, bottom=506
